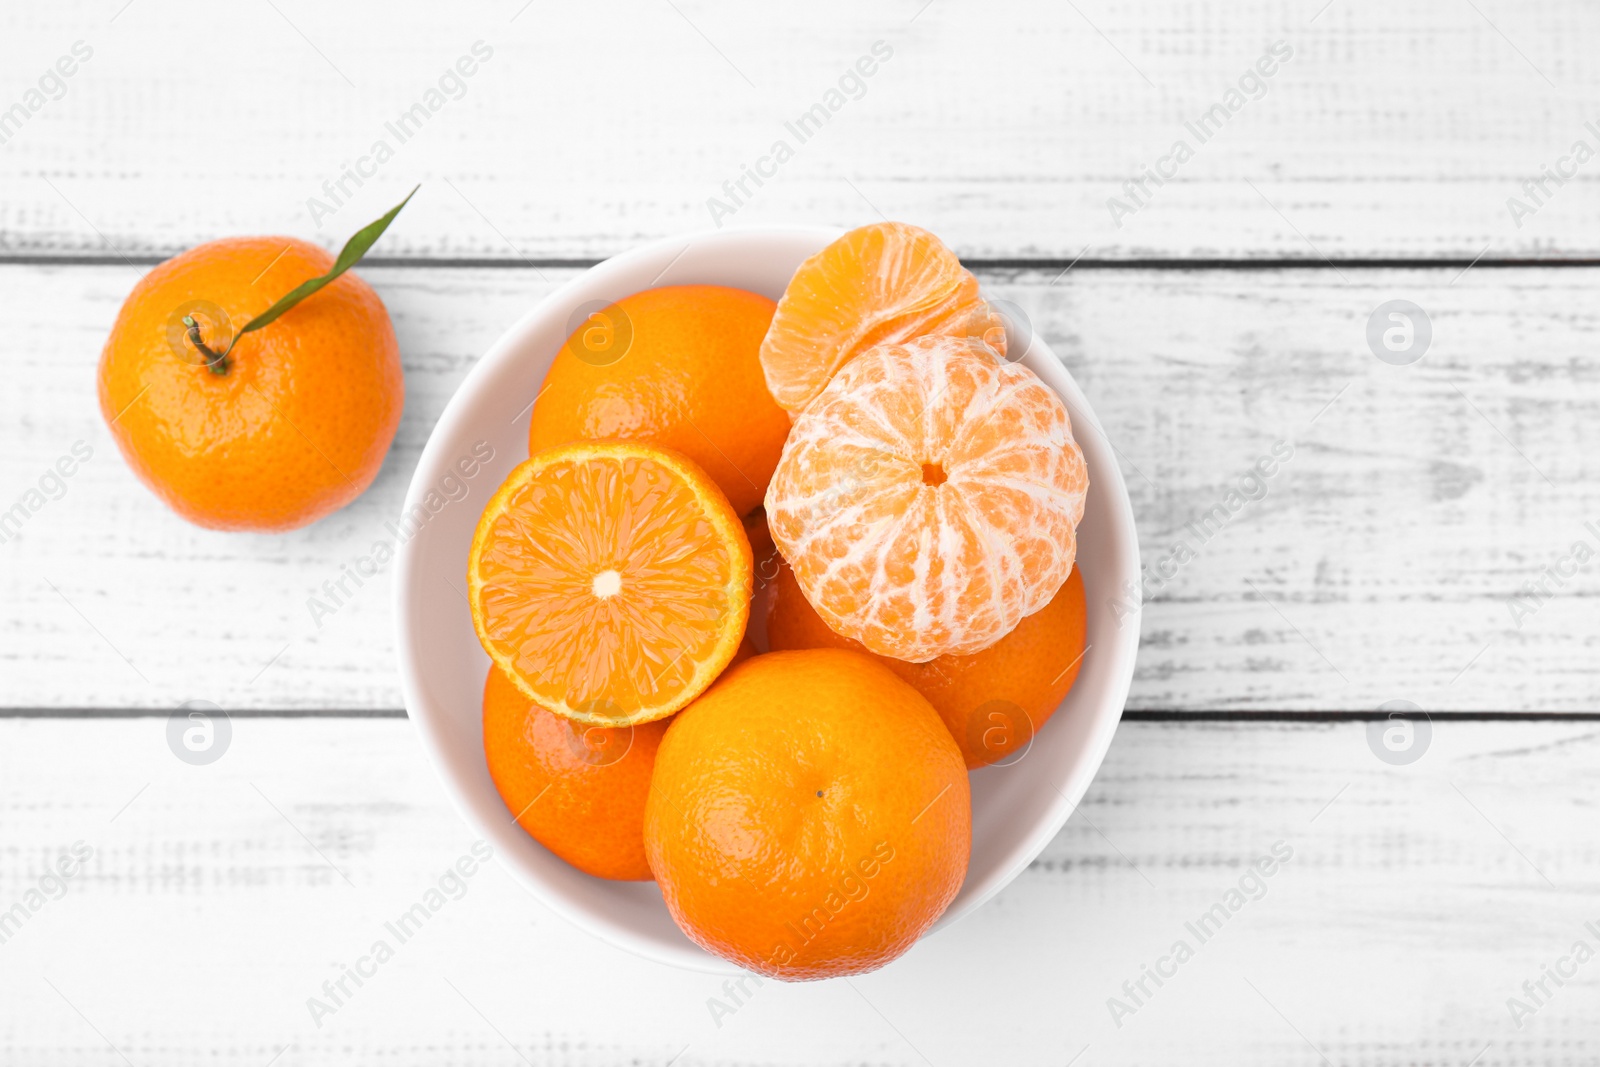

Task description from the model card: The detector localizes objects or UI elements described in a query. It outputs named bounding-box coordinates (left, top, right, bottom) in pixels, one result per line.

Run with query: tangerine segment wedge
left=764, top=335, right=1088, bottom=663
left=469, top=442, right=752, bottom=727
left=759, top=222, right=1007, bottom=414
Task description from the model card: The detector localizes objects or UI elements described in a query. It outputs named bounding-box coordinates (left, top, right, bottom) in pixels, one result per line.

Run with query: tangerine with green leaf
left=97, top=195, right=413, bottom=531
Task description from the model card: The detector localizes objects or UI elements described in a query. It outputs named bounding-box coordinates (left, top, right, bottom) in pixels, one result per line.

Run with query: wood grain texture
left=0, top=717, right=1593, bottom=1065
left=4, top=263, right=1596, bottom=713
left=2, top=0, right=1599, bottom=260
left=6, top=5, right=1595, bottom=1064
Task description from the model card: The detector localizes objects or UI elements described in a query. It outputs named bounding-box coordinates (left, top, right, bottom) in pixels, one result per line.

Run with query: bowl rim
left=394, top=224, right=1141, bottom=974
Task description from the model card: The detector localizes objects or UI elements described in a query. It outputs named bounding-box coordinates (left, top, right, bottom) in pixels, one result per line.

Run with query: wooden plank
left=0, top=717, right=1592, bottom=1064
left=3, top=263, right=1597, bottom=713
left=3, top=0, right=1600, bottom=260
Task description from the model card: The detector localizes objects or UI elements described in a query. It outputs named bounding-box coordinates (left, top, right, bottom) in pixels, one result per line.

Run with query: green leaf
left=229, top=185, right=419, bottom=350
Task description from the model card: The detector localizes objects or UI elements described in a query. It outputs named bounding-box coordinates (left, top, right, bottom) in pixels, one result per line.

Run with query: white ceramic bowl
left=395, top=227, right=1141, bottom=974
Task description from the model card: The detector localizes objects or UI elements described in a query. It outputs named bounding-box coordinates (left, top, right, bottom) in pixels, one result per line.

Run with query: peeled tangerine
left=764, top=335, right=1088, bottom=663
left=759, top=222, right=1007, bottom=414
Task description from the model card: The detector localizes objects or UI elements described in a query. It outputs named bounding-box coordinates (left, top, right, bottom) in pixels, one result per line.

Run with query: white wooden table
left=4, top=2, right=1598, bottom=1063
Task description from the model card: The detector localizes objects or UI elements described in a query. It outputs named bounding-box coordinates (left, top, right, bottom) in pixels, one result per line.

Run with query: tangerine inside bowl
left=394, top=227, right=1141, bottom=974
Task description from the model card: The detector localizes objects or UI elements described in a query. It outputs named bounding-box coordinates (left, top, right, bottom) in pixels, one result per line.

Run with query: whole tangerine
left=526, top=285, right=788, bottom=516
left=644, top=649, right=970, bottom=980
left=98, top=237, right=403, bottom=531
left=482, top=664, right=665, bottom=881
left=483, top=639, right=754, bottom=881
left=767, top=562, right=1088, bottom=768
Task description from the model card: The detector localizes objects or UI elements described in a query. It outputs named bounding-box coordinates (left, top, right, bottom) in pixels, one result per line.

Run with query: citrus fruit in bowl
left=467, top=440, right=753, bottom=726
left=394, top=227, right=1140, bottom=974
left=525, top=284, right=788, bottom=516
left=646, top=649, right=971, bottom=980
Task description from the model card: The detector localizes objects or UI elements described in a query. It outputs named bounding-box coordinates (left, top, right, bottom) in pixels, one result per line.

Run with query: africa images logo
left=167, top=700, right=232, bottom=766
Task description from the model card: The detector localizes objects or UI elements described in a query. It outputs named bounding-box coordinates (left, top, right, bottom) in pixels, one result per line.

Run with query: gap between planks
left=0, top=709, right=1595, bottom=720
left=8, top=255, right=1600, bottom=271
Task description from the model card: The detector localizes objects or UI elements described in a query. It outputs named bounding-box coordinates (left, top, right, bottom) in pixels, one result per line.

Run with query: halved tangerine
left=468, top=441, right=752, bottom=726
left=759, top=222, right=1007, bottom=414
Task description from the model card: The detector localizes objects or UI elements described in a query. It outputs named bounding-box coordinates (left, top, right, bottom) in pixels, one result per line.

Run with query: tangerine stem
left=182, top=315, right=231, bottom=375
